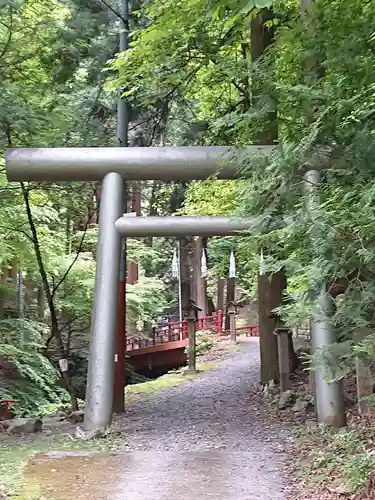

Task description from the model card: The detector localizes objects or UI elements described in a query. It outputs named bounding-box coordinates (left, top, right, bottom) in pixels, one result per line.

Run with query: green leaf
left=255, top=0, right=274, bottom=7
left=237, top=1, right=256, bottom=16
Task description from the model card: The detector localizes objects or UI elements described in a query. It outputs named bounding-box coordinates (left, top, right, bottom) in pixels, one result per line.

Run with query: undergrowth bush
left=195, top=330, right=214, bottom=356
left=0, top=319, right=69, bottom=417
left=300, top=423, right=375, bottom=495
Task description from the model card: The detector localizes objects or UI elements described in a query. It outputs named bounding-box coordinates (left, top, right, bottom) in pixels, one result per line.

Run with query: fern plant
left=0, top=319, right=69, bottom=417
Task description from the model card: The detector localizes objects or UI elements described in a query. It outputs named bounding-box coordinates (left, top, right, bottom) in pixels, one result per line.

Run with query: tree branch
left=0, top=5, right=13, bottom=62
left=99, top=0, right=129, bottom=26
left=51, top=219, right=90, bottom=299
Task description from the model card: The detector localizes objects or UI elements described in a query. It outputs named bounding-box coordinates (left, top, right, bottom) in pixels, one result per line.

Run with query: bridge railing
left=126, top=319, right=188, bottom=351
left=223, top=324, right=259, bottom=337
left=126, top=311, right=259, bottom=352
left=196, top=311, right=223, bottom=333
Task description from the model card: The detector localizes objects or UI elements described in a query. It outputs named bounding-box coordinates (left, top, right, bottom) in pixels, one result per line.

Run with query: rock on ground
left=278, top=390, right=296, bottom=410
left=68, top=410, right=84, bottom=423
left=6, top=418, right=42, bottom=434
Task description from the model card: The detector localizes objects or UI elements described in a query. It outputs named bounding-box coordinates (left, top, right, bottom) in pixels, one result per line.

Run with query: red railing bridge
left=126, top=311, right=259, bottom=353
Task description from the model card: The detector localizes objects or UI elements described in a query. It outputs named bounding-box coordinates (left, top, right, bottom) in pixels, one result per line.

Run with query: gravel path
left=25, top=338, right=289, bottom=500
left=113, top=338, right=288, bottom=499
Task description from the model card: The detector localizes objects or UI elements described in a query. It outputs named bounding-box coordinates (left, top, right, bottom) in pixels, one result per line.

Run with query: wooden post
left=229, top=313, right=236, bottom=343
left=183, top=299, right=201, bottom=373
left=113, top=279, right=126, bottom=413
left=274, top=327, right=292, bottom=392
left=258, top=271, right=286, bottom=383
left=225, top=277, right=235, bottom=330
left=217, top=278, right=225, bottom=311
left=217, top=310, right=223, bottom=334
left=187, top=316, right=196, bottom=372
left=227, top=301, right=237, bottom=343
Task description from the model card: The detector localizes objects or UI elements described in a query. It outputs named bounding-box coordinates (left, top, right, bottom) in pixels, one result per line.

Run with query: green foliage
left=185, top=330, right=215, bottom=357
left=181, top=179, right=240, bottom=216
left=195, top=330, right=215, bottom=356
left=1, top=0, right=375, bottom=463
left=246, top=0, right=375, bottom=368
left=0, top=319, right=69, bottom=416
left=110, top=0, right=375, bottom=397
left=127, top=275, right=168, bottom=332
left=0, top=0, right=187, bottom=411
left=110, top=0, right=256, bottom=146
left=344, top=452, right=375, bottom=493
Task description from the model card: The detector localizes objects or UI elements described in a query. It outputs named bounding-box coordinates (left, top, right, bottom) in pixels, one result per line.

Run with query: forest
left=1, top=0, right=375, bottom=498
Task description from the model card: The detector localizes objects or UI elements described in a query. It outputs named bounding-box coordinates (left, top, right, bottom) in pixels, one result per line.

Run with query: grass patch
left=125, top=361, right=215, bottom=404
left=197, top=361, right=216, bottom=371
left=125, top=373, right=194, bottom=403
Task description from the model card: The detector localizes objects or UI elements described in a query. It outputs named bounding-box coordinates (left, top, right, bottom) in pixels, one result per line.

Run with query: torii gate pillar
left=85, top=173, right=124, bottom=430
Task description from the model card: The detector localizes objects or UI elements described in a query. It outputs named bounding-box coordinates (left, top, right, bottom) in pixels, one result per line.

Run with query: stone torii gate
left=6, top=145, right=344, bottom=431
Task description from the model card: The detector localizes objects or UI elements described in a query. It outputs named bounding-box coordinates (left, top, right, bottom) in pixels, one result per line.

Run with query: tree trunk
left=216, top=278, right=225, bottom=311
left=189, top=238, right=197, bottom=304
left=179, top=237, right=191, bottom=311
left=288, top=334, right=299, bottom=372
left=146, top=181, right=160, bottom=246
left=17, top=270, right=23, bottom=318
left=37, top=285, right=45, bottom=322
left=127, top=183, right=141, bottom=284
left=258, top=270, right=286, bottom=383
left=126, top=183, right=140, bottom=337
left=251, top=10, right=281, bottom=383
left=65, top=209, right=72, bottom=255
left=250, top=10, right=277, bottom=144
left=194, top=237, right=207, bottom=317
left=22, top=184, right=78, bottom=411
left=207, top=297, right=215, bottom=316
left=202, top=238, right=211, bottom=315
left=356, top=356, right=373, bottom=414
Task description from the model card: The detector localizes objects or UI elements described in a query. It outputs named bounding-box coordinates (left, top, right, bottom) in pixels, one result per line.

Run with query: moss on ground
left=0, top=434, right=121, bottom=499
left=125, top=361, right=215, bottom=403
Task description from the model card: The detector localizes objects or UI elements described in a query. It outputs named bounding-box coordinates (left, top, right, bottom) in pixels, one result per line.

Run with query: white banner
left=59, top=359, right=68, bottom=372
left=259, top=249, right=266, bottom=276
left=201, top=249, right=207, bottom=277
left=229, top=250, right=236, bottom=278
left=171, top=248, right=179, bottom=278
